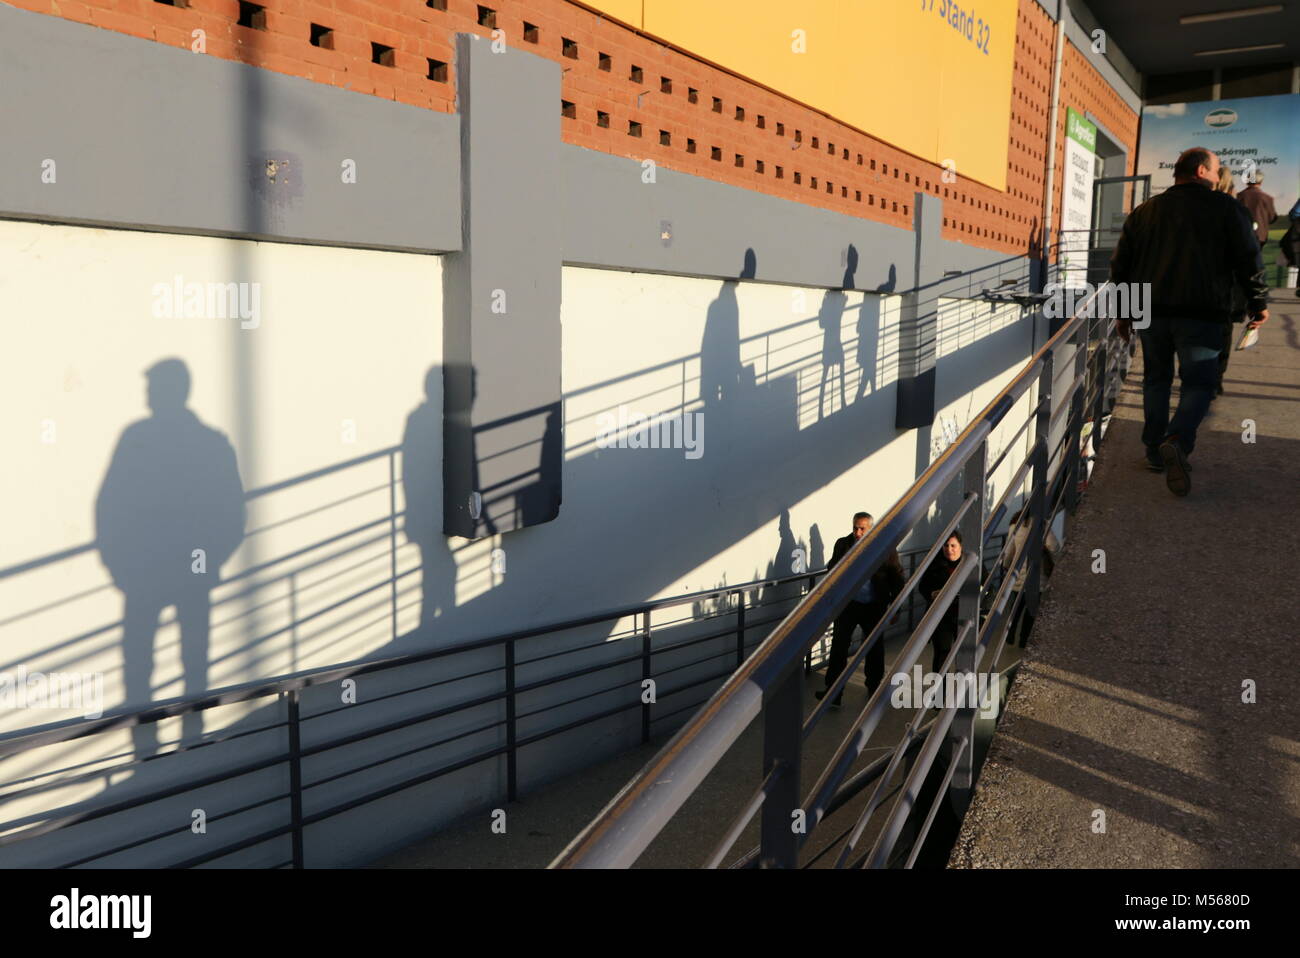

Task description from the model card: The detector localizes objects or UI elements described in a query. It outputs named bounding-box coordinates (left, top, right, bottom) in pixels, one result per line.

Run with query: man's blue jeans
left=1137, top=315, right=1224, bottom=455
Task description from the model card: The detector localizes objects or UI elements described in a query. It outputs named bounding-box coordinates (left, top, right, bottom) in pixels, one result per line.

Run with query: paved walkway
left=952, top=294, right=1300, bottom=867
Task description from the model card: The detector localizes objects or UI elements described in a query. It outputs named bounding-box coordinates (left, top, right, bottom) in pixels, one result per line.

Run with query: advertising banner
left=1138, top=94, right=1300, bottom=220
left=1060, top=108, right=1097, bottom=287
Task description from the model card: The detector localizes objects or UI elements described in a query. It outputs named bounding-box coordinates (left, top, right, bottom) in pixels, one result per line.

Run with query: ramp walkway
left=952, top=295, right=1300, bottom=868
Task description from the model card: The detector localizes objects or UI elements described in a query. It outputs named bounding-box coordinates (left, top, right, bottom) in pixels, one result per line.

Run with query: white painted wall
left=0, top=221, right=1040, bottom=866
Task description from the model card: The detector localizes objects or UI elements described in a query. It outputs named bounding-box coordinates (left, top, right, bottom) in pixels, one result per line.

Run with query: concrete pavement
left=951, top=293, right=1300, bottom=868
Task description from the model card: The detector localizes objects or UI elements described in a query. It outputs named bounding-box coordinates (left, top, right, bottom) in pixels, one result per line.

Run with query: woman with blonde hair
left=1213, top=165, right=1245, bottom=394
left=1215, top=165, right=1236, bottom=197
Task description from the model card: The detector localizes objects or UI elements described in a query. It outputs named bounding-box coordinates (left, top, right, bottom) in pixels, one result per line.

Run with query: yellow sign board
left=589, top=0, right=1016, bottom=190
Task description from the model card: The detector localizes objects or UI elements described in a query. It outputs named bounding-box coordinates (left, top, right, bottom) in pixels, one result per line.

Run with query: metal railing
left=553, top=281, right=1124, bottom=868
left=0, top=527, right=1013, bottom=867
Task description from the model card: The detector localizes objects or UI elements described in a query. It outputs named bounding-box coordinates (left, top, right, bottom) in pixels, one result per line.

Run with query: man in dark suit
left=816, top=512, right=905, bottom=708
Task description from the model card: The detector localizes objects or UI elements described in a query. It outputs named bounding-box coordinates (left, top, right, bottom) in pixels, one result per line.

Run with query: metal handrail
left=553, top=281, right=1117, bottom=869
left=0, top=532, right=970, bottom=867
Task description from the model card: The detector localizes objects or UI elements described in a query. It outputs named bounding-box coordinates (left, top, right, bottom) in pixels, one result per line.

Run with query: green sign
left=1066, top=107, right=1097, bottom=152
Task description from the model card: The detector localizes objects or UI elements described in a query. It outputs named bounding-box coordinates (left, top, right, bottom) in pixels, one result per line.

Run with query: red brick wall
left=1052, top=38, right=1142, bottom=252
left=13, top=0, right=1138, bottom=258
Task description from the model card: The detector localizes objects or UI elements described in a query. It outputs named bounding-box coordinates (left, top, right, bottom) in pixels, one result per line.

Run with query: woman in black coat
left=919, top=529, right=964, bottom=672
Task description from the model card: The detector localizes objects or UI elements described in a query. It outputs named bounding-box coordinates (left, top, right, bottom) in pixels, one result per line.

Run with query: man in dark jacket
left=816, top=512, right=905, bottom=708
left=1237, top=173, right=1276, bottom=247
left=1110, top=147, right=1269, bottom=496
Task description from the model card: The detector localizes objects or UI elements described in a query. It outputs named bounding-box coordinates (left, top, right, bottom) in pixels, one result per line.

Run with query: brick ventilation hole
left=826, top=141, right=833, bottom=154
left=734, top=106, right=745, bottom=121
left=842, top=148, right=849, bottom=160
left=711, top=146, right=722, bottom=161
left=562, top=37, right=578, bottom=59
left=660, top=76, right=672, bottom=94
left=776, top=122, right=785, bottom=135
left=426, top=0, right=446, bottom=9
left=561, top=100, right=576, bottom=119
left=477, top=5, right=496, bottom=29
left=734, top=154, right=744, bottom=168
left=686, top=138, right=696, bottom=153
left=523, top=22, right=538, bottom=43
left=811, top=136, right=819, bottom=148
left=855, top=190, right=862, bottom=202
left=372, top=43, right=395, bottom=67
left=660, top=130, right=671, bottom=146
left=427, top=58, right=447, bottom=82
left=597, top=111, right=610, bottom=128
left=687, top=87, right=698, bottom=103
left=309, top=23, right=333, bottom=49
left=630, top=65, right=643, bottom=82
left=237, top=2, right=266, bottom=29
left=793, top=172, right=802, bottom=184
left=756, top=115, right=765, bottom=129
left=712, top=96, right=722, bottom=113
left=794, top=129, right=802, bottom=142
left=628, top=120, right=642, bottom=137
left=598, top=52, right=611, bottom=71
left=811, top=176, right=818, bottom=189
left=857, top=154, right=863, bottom=165
left=775, top=166, right=783, bottom=179
left=154, top=0, right=189, bottom=7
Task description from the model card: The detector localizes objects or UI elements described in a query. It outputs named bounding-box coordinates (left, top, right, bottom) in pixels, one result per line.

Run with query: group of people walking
left=1109, top=147, right=1274, bottom=497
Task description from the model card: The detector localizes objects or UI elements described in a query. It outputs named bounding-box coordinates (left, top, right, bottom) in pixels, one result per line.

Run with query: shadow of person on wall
left=759, top=508, right=804, bottom=610
left=401, top=367, right=458, bottom=638
left=698, top=249, right=756, bottom=466
left=700, top=249, right=755, bottom=410
left=809, top=522, right=826, bottom=574
left=95, top=359, right=246, bottom=758
left=517, top=403, right=563, bottom=527
left=819, top=247, right=856, bottom=418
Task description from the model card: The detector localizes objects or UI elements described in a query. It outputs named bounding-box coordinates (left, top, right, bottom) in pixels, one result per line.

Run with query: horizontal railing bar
left=0, top=715, right=290, bottom=806
left=305, top=660, right=508, bottom=723
left=0, top=570, right=838, bottom=758
left=299, top=744, right=510, bottom=832
left=304, top=716, right=506, bottom=793
left=60, top=789, right=292, bottom=868
left=169, top=821, right=297, bottom=869
left=0, top=748, right=289, bottom=848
